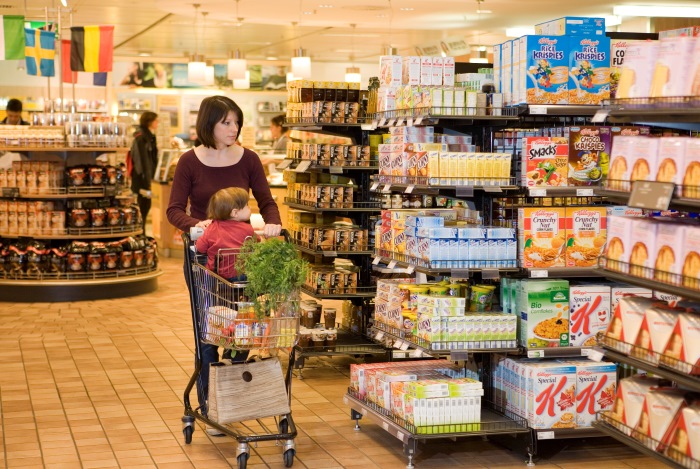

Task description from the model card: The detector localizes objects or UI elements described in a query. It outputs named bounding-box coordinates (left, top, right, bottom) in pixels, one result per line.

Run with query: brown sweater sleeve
left=166, top=149, right=200, bottom=232
left=247, top=150, right=282, bottom=225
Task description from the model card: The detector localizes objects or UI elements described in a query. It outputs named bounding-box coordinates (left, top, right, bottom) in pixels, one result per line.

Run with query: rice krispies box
left=568, top=36, right=611, bottom=105
left=522, top=136, right=569, bottom=187
left=574, top=361, right=617, bottom=428
left=518, top=35, right=569, bottom=105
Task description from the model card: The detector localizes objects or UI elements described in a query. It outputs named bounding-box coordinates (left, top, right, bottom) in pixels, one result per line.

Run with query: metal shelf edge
left=593, top=268, right=700, bottom=303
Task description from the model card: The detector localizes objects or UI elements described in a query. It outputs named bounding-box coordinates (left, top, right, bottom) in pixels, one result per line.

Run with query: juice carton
left=518, top=35, right=569, bottom=105
left=568, top=126, right=610, bottom=186
left=569, top=284, right=611, bottom=347
left=518, top=207, right=567, bottom=268
left=568, top=36, right=611, bottom=105
left=522, top=136, right=569, bottom=187
left=565, top=206, right=607, bottom=267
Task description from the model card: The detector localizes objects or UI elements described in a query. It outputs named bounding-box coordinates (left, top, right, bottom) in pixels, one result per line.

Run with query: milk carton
left=574, top=361, right=617, bottom=427
left=569, top=284, right=611, bottom=347
left=518, top=279, right=570, bottom=348
left=568, top=36, right=611, bottom=105
left=517, top=35, right=569, bottom=105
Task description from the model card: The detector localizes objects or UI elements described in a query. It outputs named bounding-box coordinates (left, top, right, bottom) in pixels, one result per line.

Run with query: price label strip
left=529, top=105, right=547, bottom=115
left=370, top=182, right=380, bottom=191
left=382, top=184, right=392, bottom=193
left=414, top=115, right=424, bottom=126
left=294, top=160, right=312, bottom=173
left=529, top=188, right=547, bottom=197
left=387, top=260, right=398, bottom=269
left=576, top=188, right=594, bottom=197
left=404, top=185, right=415, bottom=194
left=530, top=269, right=549, bottom=278
left=628, top=181, right=675, bottom=211
left=591, top=109, right=610, bottom=123
left=330, top=166, right=343, bottom=174
left=372, top=256, right=382, bottom=265
left=538, top=431, right=555, bottom=440
left=277, top=159, right=293, bottom=170
left=456, top=186, right=474, bottom=198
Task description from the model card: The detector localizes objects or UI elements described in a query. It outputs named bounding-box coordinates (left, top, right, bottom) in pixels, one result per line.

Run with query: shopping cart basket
left=181, top=231, right=299, bottom=469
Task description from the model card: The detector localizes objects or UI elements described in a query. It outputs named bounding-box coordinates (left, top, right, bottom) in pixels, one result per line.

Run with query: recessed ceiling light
left=266, top=56, right=278, bottom=60
left=400, top=7, right=414, bottom=11
left=476, top=9, right=492, bottom=14
left=376, top=14, right=388, bottom=17
left=303, top=10, right=314, bottom=14
left=318, top=4, right=333, bottom=7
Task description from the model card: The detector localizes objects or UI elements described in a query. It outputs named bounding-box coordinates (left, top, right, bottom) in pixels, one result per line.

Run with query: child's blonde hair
left=206, top=187, right=249, bottom=220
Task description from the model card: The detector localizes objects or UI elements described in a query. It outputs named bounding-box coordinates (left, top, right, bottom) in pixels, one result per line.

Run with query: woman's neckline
left=192, top=145, right=245, bottom=168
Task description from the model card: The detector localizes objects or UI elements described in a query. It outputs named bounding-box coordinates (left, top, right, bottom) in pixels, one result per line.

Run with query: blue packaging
left=568, top=36, right=611, bottom=105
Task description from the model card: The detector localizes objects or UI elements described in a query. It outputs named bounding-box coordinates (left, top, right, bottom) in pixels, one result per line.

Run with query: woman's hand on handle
left=262, top=223, right=282, bottom=238
left=195, top=219, right=212, bottom=230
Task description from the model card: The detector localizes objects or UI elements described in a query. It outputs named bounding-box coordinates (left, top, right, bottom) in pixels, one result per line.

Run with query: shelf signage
left=628, top=181, right=675, bottom=210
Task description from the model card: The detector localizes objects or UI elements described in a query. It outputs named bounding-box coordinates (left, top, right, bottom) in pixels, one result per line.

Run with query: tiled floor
left=0, top=257, right=668, bottom=469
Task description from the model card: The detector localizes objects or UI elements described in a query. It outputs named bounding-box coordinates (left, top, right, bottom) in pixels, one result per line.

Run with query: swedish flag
left=25, top=27, right=55, bottom=77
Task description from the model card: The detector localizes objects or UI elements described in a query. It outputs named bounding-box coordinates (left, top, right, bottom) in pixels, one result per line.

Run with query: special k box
left=663, top=405, right=700, bottom=464
left=632, top=305, right=680, bottom=364
left=528, top=363, right=577, bottom=429
left=608, top=375, right=667, bottom=435
left=518, top=207, right=567, bottom=268
left=610, top=285, right=653, bottom=312
left=616, top=41, right=659, bottom=99
left=605, top=296, right=658, bottom=354
left=574, top=361, right=617, bottom=428
left=565, top=206, right=607, bottom=267
left=605, top=215, right=636, bottom=272
left=568, top=36, right=611, bottom=105
left=522, top=136, right=569, bottom=187
left=517, top=35, right=569, bottom=105
left=680, top=225, right=700, bottom=291
left=569, top=284, right=611, bottom=347
left=661, top=313, right=700, bottom=375
left=635, top=389, right=689, bottom=450
left=568, top=126, right=610, bottom=186
left=650, top=36, right=696, bottom=98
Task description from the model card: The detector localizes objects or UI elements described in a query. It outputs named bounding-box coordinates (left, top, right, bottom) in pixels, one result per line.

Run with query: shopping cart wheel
left=183, top=426, right=193, bottom=444
left=283, top=449, right=295, bottom=467
left=237, top=453, right=249, bottom=469
left=278, top=417, right=289, bottom=434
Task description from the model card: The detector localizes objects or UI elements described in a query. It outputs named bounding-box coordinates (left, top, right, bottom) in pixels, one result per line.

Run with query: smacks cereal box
left=568, top=36, right=611, bottom=105
left=518, top=35, right=569, bottom=105
left=565, top=206, right=607, bottom=267
left=522, top=136, right=569, bottom=187
left=519, top=207, right=567, bottom=268
left=568, top=126, right=610, bottom=186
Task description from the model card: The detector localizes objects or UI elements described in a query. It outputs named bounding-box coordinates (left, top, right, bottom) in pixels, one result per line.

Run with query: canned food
left=381, top=193, right=392, bottom=209
left=391, top=194, right=403, bottom=209
left=422, top=195, right=433, bottom=208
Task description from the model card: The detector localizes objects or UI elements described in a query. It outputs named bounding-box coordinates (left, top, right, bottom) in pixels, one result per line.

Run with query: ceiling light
left=345, top=66, right=361, bottom=83
left=303, top=10, right=314, bottom=14
left=505, top=27, right=535, bottom=37
left=605, top=15, right=622, bottom=27
left=204, top=63, right=215, bottom=86
left=469, top=57, right=489, bottom=64
left=188, top=54, right=206, bottom=84
left=60, top=0, right=67, bottom=6
left=613, top=5, right=700, bottom=17
left=291, top=48, right=312, bottom=78
left=318, top=4, right=333, bottom=7
left=266, top=56, right=279, bottom=61
left=476, top=9, right=492, bottom=14
left=228, top=49, right=247, bottom=80
left=400, top=7, right=414, bottom=11
left=233, top=70, right=250, bottom=90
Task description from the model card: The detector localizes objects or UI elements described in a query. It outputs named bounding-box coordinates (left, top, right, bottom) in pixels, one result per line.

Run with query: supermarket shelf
left=284, top=120, right=366, bottom=128
left=290, top=240, right=373, bottom=258
left=0, top=268, right=162, bottom=302
left=1, top=186, right=124, bottom=199
left=0, top=146, right=128, bottom=152
left=344, top=390, right=530, bottom=443
left=295, top=330, right=386, bottom=358
left=517, top=104, right=601, bottom=117
left=281, top=159, right=378, bottom=172
left=599, top=344, right=700, bottom=392
left=603, top=97, right=700, bottom=125
left=532, top=427, right=604, bottom=440
left=524, top=267, right=600, bottom=279
left=592, top=418, right=689, bottom=469
left=1, top=227, right=142, bottom=240
left=593, top=266, right=700, bottom=302
left=371, top=107, right=520, bottom=126
left=595, top=187, right=700, bottom=212
left=371, top=176, right=518, bottom=194
left=300, top=285, right=376, bottom=300
left=521, top=346, right=594, bottom=359
left=374, top=251, right=519, bottom=277
left=284, top=198, right=381, bottom=213
left=527, top=186, right=601, bottom=198
left=371, top=322, right=519, bottom=359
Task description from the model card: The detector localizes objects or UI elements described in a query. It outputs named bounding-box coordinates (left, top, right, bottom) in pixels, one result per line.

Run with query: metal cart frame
left=180, top=232, right=298, bottom=469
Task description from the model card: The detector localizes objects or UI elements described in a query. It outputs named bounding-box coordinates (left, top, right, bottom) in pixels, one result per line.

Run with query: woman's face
left=149, top=118, right=159, bottom=132
left=270, top=123, right=282, bottom=139
left=213, top=111, right=240, bottom=148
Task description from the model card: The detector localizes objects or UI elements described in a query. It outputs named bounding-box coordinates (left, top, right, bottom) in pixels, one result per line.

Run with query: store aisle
left=0, top=257, right=667, bottom=469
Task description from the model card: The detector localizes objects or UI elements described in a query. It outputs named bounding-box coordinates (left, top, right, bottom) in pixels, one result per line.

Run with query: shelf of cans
left=288, top=227, right=370, bottom=257
left=285, top=80, right=363, bottom=125
left=1, top=161, right=126, bottom=196
left=284, top=142, right=375, bottom=168
left=594, top=371, right=700, bottom=469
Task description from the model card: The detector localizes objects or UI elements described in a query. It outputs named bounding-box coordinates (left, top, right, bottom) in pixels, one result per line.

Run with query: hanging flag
left=24, top=27, right=56, bottom=77
left=70, top=25, right=114, bottom=72
left=93, top=72, right=107, bottom=86
left=0, top=15, right=25, bottom=60
left=61, top=39, right=77, bottom=83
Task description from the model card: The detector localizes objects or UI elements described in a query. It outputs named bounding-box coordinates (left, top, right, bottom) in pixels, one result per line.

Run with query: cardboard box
left=522, top=136, right=569, bottom=187
left=529, top=362, right=577, bottom=429
left=565, top=206, right=607, bottom=267
left=535, top=17, right=606, bottom=36
left=518, top=279, right=570, bottom=348
left=633, top=305, right=680, bottom=364
left=607, top=135, right=635, bottom=190
left=681, top=139, right=700, bottom=199
left=517, top=35, right=569, bottom=105
left=501, top=40, right=513, bottom=105
left=629, top=218, right=658, bottom=279
left=519, top=207, right=567, bottom=268
left=681, top=225, right=700, bottom=290
left=635, top=389, right=688, bottom=450
left=402, top=56, right=421, bottom=86
left=611, top=285, right=653, bottom=312
left=650, top=36, right=696, bottom=97
left=568, top=126, right=610, bottom=186
left=569, top=284, right=611, bottom=347
left=610, top=39, right=647, bottom=98
left=605, top=296, right=658, bottom=353
left=574, top=361, right=617, bottom=427
left=661, top=313, right=700, bottom=375
left=653, top=220, right=685, bottom=283
left=663, top=404, right=700, bottom=464
left=568, top=36, right=611, bottom=105
left=380, top=55, right=403, bottom=87
left=616, top=41, right=659, bottom=99
left=608, top=375, right=667, bottom=435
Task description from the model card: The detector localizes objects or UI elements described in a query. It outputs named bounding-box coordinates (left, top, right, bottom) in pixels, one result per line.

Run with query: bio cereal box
left=522, top=136, right=569, bottom=187
left=518, top=279, right=570, bottom=348
left=519, top=207, right=567, bottom=268
left=568, top=126, right=609, bottom=186
left=518, top=35, right=569, bottom=105
left=568, top=36, right=611, bottom=105
left=565, top=206, right=607, bottom=267
left=574, top=361, right=617, bottom=428
left=569, top=284, right=611, bottom=347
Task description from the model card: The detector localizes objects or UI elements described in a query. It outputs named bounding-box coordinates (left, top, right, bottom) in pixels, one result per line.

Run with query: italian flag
left=0, top=15, right=25, bottom=60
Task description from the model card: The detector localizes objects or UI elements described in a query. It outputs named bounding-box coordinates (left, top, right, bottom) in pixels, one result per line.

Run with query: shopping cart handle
left=254, top=229, right=292, bottom=242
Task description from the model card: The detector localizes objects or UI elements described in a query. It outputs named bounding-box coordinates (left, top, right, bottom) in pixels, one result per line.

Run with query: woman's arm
left=166, top=154, right=200, bottom=231
left=247, top=151, right=282, bottom=226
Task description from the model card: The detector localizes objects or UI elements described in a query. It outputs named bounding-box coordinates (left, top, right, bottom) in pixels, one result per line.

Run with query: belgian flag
left=70, top=25, right=114, bottom=72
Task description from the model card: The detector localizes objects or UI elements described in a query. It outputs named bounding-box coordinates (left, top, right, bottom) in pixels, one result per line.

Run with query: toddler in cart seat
left=195, top=187, right=256, bottom=281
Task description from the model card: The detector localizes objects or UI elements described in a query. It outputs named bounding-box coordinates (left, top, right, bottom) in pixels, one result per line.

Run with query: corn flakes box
left=518, top=279, right=570, bottom=348
left=568, top=36, right=611, bottom=105
left=518, top=207, right=567, bottom=268
left=522, top=136, right=569, bottom=187
left=568, top=126, right=610, bottom=186
left=565, top=206, right=607, bottom=267
left=518, top=35, right=569, bottom=105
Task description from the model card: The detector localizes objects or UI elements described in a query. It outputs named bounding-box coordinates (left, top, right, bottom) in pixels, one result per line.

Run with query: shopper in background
left=270, top=114, right=290, bottom=152
left=130, top=111, right=159, bottom=233
left=166, top=95, right=281, bottom=432
left=195, top=187, right=255, bottom=280
left=1, top=98, right=30, bottom=125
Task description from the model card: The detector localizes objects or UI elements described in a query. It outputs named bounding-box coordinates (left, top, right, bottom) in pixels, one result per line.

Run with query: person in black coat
left=130, top=111, right=159, bottom=232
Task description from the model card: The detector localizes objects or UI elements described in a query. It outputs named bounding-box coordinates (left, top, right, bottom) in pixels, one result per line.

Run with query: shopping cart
left=180, top=231, right=298, bottom=469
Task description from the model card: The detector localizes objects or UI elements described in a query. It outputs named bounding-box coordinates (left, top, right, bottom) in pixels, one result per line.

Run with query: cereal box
left=650, top=36, right=696, bottom=98
left=610, top=40, right=645, bottom=98
left=522, top=136, right=569, bottom=187
left=528, top=362, right=577, bottom=429
left=574, top=361, right=617, bottom=428
left=379, top=55, right=403, bottom=87
left=661, top=313, right=700, bottom=375
left=568, top=36, right=611, bottom=105
left=518, top=207, right=567, bottom=268
left=629, top=137, right=660, bottom=185
left=636, top=389, right=689, bottom=451
left=568, top=126, right=609, bottom=186
left=518, top=35, right=569, bottom=105
left=518, top=279, right=570, bottom=348
left=681, top=139, right=700, bottom=199
left=632, top=304, right=680, bottom=364
left=569, top=284, right=611, bottom=347
left=605, top=296, right=658, bottom=354
left=607, top=135, right=634, bottom=190
left=565, top=206, right=607, bottom=267
left=610, top=285, right=653, bottom=312
left=663, top=405, right=700, bottom=464
left=535, top=17, right=606, bottom=37
left=653, top=220, right=685, bottom=284
left=607, top=126, right=651, bottom=183
left=629, top=218, right=658, bottom=279
left=501, top=40, right=513, bottom=105
left=493, top=44, right=501, bottom=93
left=608, top=375, right=667, bottom=435
left=616, top=41, right=659, bottom=99
left=681, top=225, right=700, bottom=290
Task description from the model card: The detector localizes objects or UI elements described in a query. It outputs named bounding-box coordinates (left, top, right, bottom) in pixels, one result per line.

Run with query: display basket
left=191, top=263, right=300, bottom=351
